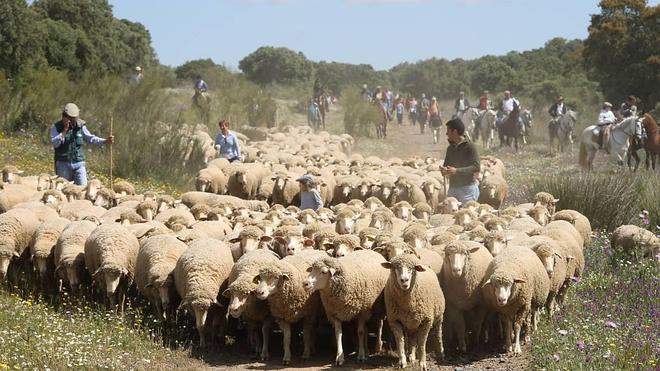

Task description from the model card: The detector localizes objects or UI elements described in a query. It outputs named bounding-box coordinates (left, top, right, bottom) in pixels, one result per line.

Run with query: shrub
left=342, top=87, right=383, bottom=138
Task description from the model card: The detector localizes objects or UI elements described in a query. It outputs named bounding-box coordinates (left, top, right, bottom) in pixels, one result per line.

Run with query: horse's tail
left=578, top=141, right=588, bottom=169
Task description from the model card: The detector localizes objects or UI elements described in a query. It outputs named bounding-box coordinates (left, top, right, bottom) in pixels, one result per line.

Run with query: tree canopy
left=238, top=46, right=314, bottom=85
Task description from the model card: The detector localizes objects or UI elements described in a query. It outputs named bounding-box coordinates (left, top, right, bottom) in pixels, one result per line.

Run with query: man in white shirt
left=501, top=90, right=520, bottom=116
left=597, top=102, right=616, bottom=148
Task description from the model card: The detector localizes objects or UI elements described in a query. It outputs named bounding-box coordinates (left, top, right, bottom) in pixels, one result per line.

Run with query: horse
left=628, top=114, right=660, bottom=171
left=315, top=96, right=327, bottom=130
left=498, top=103, right=522, bottom=152
left=457, top=107, right=479, bottom=141
left=192, top=89, right=211, bottom=123
left=578, top=115, right=638, bottom=170
left=479, top=110, right=497, bottom=149
left=549, top=110, right=577, bottom=153
left=374, top=101, right=388, bottom=139
left=520, top=109, right=533, bottom=145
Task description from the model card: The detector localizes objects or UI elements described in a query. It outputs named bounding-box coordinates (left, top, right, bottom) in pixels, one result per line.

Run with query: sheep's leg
left=471, top=306, right=488, bottom=349
left=246, top=321, right=258, bottom=356
left=454, top=308, right=467, bottom=352
left=356, top=316, right=368, bottom=362
left=375, top=318, right=384, bottom=354
left=513, top=319, right=522, bottom=355
left=416, top=320, right=432, bottom=371
left=434, top=319, right=444, bottom=361
left=302, top=315, right=316, bottom=361
left=503, top=316, right=513, bottom=353
left=331, top=319, right=345, bottom=366
left=279, top=321, right=292, bottom=365
left=389, top=319, right=407, bottom=368
left=260, top=318, right=271, bottom=361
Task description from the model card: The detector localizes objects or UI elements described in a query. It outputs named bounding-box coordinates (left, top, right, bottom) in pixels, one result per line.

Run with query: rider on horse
left=597, top=102, right=616, bottom=149
left=195, top=77, right=208, bottom=93
left=475, top=90, right=493, bottom=130
left=548, top=95, right=567, bottom=127
left=454, top=91, right=470, bottom=118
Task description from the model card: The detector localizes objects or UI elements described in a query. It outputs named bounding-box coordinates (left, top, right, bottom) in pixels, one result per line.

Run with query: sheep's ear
left=373, top=246, right=384, bottom=253
left=221, top=289, right=231, bottom=298
left=306, top=266, right=313, bottom=272
left=565, top=255, right=575, bottom=261
left=513, top=278, right=526, bottom=284
left=328, top=267, right=337, bottom=276
left=280, top=273, right=290, bottom=281
left=553, top=198, right=560, bottom=203
left=228, top=237, right=241, bottom=243
left=414, top=264, right=427, bottom=272
left=13, top=251, right=20, bottom=258
left=381, top=262, right=392, bottom=270
left=554, top=252, right=564, bottom=259
left=252, top=275, right=260, bottom=284
left=354, top=245, right=363, bottom=251
left=303, top=238, right=314, bottom=247
left=482, top=278, right=492, bottom=288
left=260, top=235, right=273, bottom=242
left=468, top=246, right=481, bottom=254
left=274, top=236, right=287, bottom=245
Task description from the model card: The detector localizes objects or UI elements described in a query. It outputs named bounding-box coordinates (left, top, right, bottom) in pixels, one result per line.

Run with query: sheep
left=54, top=219, right=98, bottom=293
left=157, top=195, right=176, bottom=213
left=358, top=227, right=380, bottom=250
left=477, top=175, right=508, bottom=209
left=611, top=225, right=659, bottom=259
left=394, top=178, right=427, bottom=206
left=135, top=234, right=188, bottom=320
left=420, top=178, right=443, bottom=212
left=313, top=230, right=338, bottom=251
left=61, top=183, right=84, bottom=202
left=508, top=216, right=541, bottom=234
left=174, top=238, right=234, bottom=347
left=440, top=240, right=492, bottom=352
left=180, top=192, right=248, bottom=211
left=93, top=188, right=117, bottom=209
left=392, top=201, right=414, bottom=222
left=527, top=205, right=551, bottom=226
left=464, top=225, right=490, bottom=243
left=484, top=216, right=508, bottom=231
left=303, top=250, right=389, bottom=365
left=533, top=192, right=559, bottom=215
left=363, top=196, right=384, bottom=212
left=381, top=254, right=445, bottom=369
left=454, top=209, right=479, bottom=227
left=13, top=200, right=59, bottom=221
left=413, top=202, right=433, bottom=222
left=135, top=199, right=158, bottom=221
left=298, top=209, right=318, bottom=225
left=84, top=223, right=140, bottom=308
left=1, top=165, right=24, bottom=184
left=0, top=184, right=39, bottom=213
left=195, top=167, right=228, bottom=194
left=270, top=173, right=300, bottom=207
left=439, top=197, right=461, bottom=214
left=369, top=210, right=394, bottom=232
left=119, top=210, right=146, bottom=226
left=430, top=231, right=457, bottom=251
left=402, top=223, right=429, bottom=250
left=481, top=245, right=550, bottom=354
left=373, top=180, right=396, bottom=207
left=335, top=207, right=358, bottom=235
left=329, top=234, right=361, bottom=257
left=227, top=225, right=272, bottom=260
left=551, top=209, right=592, bottom=246
left=0, top=208, right=40, bottom=281
left=256, top=177, right=274, bottom=202
left=528, top=238, right=568, bottom=315
left=255, top=249, right=327, bottom=365
left=112, top=180, right=135, bottom=196
left=30, top=217, right=70, bottom=288
left=227, top=168, right=260, bottom=200
left=222, top=249, right=281, bottom=360
left=154, top=208, right=196, bottom=228
left=272, top=225, right=313, bottom=257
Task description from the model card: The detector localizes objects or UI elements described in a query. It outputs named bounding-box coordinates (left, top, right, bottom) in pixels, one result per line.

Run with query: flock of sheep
left=1, top=124, right=658, bottom=369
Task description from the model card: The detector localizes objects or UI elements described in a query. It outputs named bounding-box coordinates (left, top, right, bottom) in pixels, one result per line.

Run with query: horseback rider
left=475, top=90, right=493, bottom=130
left=454, top=91, right=470, bottom=118
left=619, top=95, right=637, bottom=118
left=313, top=78, right=324, bottom=98
left=361, top=83, right=370, bottom=101
left=548, top=95, right=567, bottom=127
left=194, top=77, right=208, bottom=93
left=597, top=102, right=616, bottom=149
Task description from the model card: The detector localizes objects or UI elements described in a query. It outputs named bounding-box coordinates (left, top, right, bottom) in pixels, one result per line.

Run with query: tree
left=583, top=0, right=660, bottom=110
left=239, top=46, right=313, bottom=85
left=0, top=0, right=46, bottom=76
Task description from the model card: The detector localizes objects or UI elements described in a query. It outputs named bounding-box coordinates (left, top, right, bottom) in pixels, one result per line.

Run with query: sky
left=109, top=0, right=611, bottom=71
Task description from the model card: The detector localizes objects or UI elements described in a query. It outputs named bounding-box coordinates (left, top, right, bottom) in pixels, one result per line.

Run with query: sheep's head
left=481, top=183, right=499, bottom=200
left=375, top=241, right=416, bottom=260
left=444, top=241, right=481, bottom=278
left=94, top=188, right=116, bottom=208
left=331, top=235, right=361, bottom=257
left=298, top=209, right=318, bottom=225
left=354, top=181, right=370, bottom=198
left=430, top=232, right=457, bottom=249
left=335, top=209, right=358, bottom=235
left=484, top=216, right=506, bottom=232
left=482, top=271, right=526, bottom=307
left=271, top=174, right=291, bottom=191
left=303, top=258, right=336, bottom=293
left=222, top=280, right=254, bottom=318
left=235, top=170, right=249, bottom=187
left=381, top=254, right=426, bottom=291
left=42, top=190, right=64, bottom=206
left=338, top=181, right=353, bottom=198
left=534, top=192, right=559, bottom=214
left=358, top=227, right=379, bottom=249
left=229, top=226, right=267, bottom=253
left=85, top=179, right=103, bottom=202
left=379, top=182, right=394, bottom=200
left=531, top=241, right=567, bottom=277
left=363, top=197, right=383, bottom=212
left=254, top=266, right=285, bottom=300
left=2, top=165, right=23, bottom=184
left=273, top=233, right=313, bottom=257
left=440, top=197, right=461, bottom=214
left=528, top=205, right=551, bottom=226
left=137, top=200, right=158, bottom=221
left=413, top=203, right=432, bottom=222
left=454, top=209, right=477, bottom=227
left=393, top=201, right=412, bottom=221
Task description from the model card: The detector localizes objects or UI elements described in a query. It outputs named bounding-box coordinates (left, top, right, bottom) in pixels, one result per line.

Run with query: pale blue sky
left=109, top=0, right=617, bottom=71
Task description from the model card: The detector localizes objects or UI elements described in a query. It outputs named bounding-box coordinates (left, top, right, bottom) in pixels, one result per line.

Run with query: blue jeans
left=448, top=183, right=480, bottom=204
left=55, top=160, right=88, bottom=186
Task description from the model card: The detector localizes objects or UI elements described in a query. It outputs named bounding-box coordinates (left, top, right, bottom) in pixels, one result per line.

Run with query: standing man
left=214, top=119, right=241, bottom=162
left=454, top=91, right=471, bottom=118
left=396, top=99, right=405, bottom=125
left=441, top=118, right=480, bottom=203
left=408, top=96, right=418, bottom=126
left=50, top=103, right=113, bottom=186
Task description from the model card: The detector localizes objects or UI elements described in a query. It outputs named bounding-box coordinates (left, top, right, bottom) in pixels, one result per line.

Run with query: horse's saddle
left=592, top=125, right=613, bottom=152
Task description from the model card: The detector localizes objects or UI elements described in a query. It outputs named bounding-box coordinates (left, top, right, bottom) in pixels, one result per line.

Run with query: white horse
left=479, top=110, right=497, bottom=149
left=458, top=107, right=479, bottom=141
left=549, top=110, right=577, bottom=153
left=579, top=116, right=638, bottom=170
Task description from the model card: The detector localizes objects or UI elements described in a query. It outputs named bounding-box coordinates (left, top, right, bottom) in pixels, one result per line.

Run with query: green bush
left=342, top=88, right=383, bottom=138
left=528, top=171, right=660, bottom=230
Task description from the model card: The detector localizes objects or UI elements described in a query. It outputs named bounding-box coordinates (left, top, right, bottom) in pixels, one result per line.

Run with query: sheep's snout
left=495, top=285, right=512, bottom=306
left=0, top=257, right=9, bottom=281
left=228, top=293, right=247, bottom=318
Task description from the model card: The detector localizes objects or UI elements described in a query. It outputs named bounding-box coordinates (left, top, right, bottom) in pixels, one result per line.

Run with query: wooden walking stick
left=109, top=115, right=114, bottom=189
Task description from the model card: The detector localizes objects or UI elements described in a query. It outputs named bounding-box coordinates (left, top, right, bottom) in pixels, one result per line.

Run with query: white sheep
left=0, top=208, right=40, bottom=281
left=174, top=237, right=234, bottom=347
left=254, top=249, right=327, bottom=365
left=551, top=209, right=592, bottom=246
left=195, top=167, right=228, bottom=194
left=270, top=173, right=300, bottom=207
left=54, top=219, right=98, bottom=293
left=382, top=253, right=445, bottom=369
left=611, top=224, right=659, bottom=259
left=30, top=217, right=70, bottom=287
left=477, top=175, right=508, bottom=209
left=135, top=234, right=188, bottom=320
left=481, top=245, right=550, bottom=354
left=84, top=223, right=140, bottom=308
left=441, top=240, right=493, bottom=352
left=303, top=250, right=388, bottom=365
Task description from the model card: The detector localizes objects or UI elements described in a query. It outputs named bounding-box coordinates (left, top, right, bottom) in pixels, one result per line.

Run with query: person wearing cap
left=130, top=66, right=143, bottom=84
left=441, top=118, right=480, bottom=204
left=597, top=102, right=616, bottom=149
left=297, top=174, right=323, bottom=211
left=454, top=91, right=471, bottom=117
left=50, top=103, right=113, bottom=186
left=548, top=95, right=567, bottom=127
left=476, top=90, right=493, bottom=130
left=214, top=119, right=241, bottom=162
left=619, top=95, right=637, bottom=118
left=500, top=90, right=520, bottom=116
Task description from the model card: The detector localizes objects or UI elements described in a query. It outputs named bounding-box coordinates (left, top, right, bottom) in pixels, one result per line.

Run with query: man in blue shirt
left=50, top=103, right=113, bottom=186
left=297, top=174, right=323, bottom=211
left=214, top=119, right=241, bottom=162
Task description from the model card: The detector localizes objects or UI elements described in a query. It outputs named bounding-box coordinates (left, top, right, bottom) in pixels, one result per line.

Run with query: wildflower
left=576, top=340, right=586, bottom=350
left=604, top=320, right=619, bottom=329
left=558, top=329, right=568, bottom=336
left=639, top=210, right=650, bottom=225
left=571, top=276, right=581, bottom=283
left=553, top=354, right=560, bottom=361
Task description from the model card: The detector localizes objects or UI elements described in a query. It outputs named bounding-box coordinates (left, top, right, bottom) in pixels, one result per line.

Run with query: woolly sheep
left=527, top=205, right=551, bottom=226
left=0, top=185, right=40, bottom=213
left=611, top=225, right=659, bottom=259
left=392, top=201, right=413, bottom=222
left=135, top=234, right=188, bottom=320
left=303, top=250, right=388, bottom=365
left=441, top=240, right=492, bottom=352
left=270, top=173, right=300, bottom=207
left=228, top=225, right=272, bottom=260
left=1, top=165, right=24, bottom=184
left=84, top=223, right=140, bottom=308
left=393, top=178, right=427, bottom=207
left=454, top=209, right=479, bottom=227
left=481, top=245, right=550, bottom=354
left=508, top=216, right=541, bottom=234
left=529, top=238, right=568, bottom=315
left=227, top=168, right=261, bottom=200
left=439, top=197, right=461, bottom=214
left=255, top=249, right=327, bottom=364
left=54, top=220, right=97, bottom=292
left=222, top=249, right=281, bottom=360
left=358, top=227, right=380, bottom=250
left=413, top=202, right=433, bottom=222
left=533, top=192, right=559, bottom=215
left=335, top=207, right=358, bottom=235
left=402, top=223, right=429, bottom=250
left=272, top=225, right=313, bottom=257
left=329, top=234, right=361, bottom=257
left=112, top=180, right=135, bottom=196
left=136, top=199, right=158, bottom=221
left=477, top=175, right=508, bottom=209
left=195, top=167, right=228, bottom=194
left=0, top=208, right=40, bottom=281
left=382, top=254, right=445, bottom=368
left=13, top=201, right=59, bottom=221
left=174, top=238, right=234, bottom=347
left=484, top=216, right=508, bottom=231
left=30, top=217, right=70, bottom=285
left=551, top=209, right=592, bottom=246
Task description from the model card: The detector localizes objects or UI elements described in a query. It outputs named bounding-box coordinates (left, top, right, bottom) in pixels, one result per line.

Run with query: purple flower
left=605, top=320, right=619, bottom=329
left=576, top=340, right=586, bottom=350
left=571, top=276, right=581, bottom=283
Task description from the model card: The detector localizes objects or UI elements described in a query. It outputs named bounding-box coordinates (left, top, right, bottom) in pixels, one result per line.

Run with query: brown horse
left=628, top=114, right=660, bottom=171
left=498, top=103, right=522, bottom=152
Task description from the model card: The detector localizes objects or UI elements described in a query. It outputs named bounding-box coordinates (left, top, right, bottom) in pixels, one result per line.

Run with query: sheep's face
left=385, top=244, right=408, bottom=260
left=360, top=234, right=377, bottom=249
left=414, top=211, right=430, bottom=222
left=339, top=184, right=352, bottom=198
left=441, top=198, right=461, bottom=214
left=139, top=208, right=154, bottom=222
left=333, top=242, right=357, bottom=258
left=103, top=270, right=123, bottom=296
left=236, top=172, right=249, bottom=187
left=484, top=233, right=507, bottom=256
left=94, top=194, right=110, bottom=208
left=2, top=169, right=21, bottom=184
left=196, top=179, right=210, bottom=193
left=454, top=212, right=473, bottom=227
left=275, top=235, right=311, bottom=256
left=355, top=184, right=369, bottom=198
left=528, top=207, right=550, bottom=226
left=299, top=213, right=316, bottom=225
left=483, top=185, right=498, bottom=200
left=445, top=249, right=469, bottom=277
left=422, top=182, right=436, bottom=197
left=273, top=177, right=288, bottom=190
left=42, top=193, right=61, bottom=207
left=85, top=181, right=101, bottom=201
left=336, top=217, right=356, bottom=235
left=227, top=290, right=249, bottom=318
left=383, top=261, right=424, bottom=291
left=486, top=220, right=505, bottom=232
left=254, top=274, right=280, bottom=300
left=303, top=266, right=332, bottom=293
left=238, top=236, right=261, bottom=253
left=380, top=186, right=393, bottom=200
left=394, top=206, right=411, bottom=221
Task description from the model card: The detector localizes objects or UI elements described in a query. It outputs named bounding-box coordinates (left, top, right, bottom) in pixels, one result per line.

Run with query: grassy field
left=0, top=103, right=658, bottom=369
